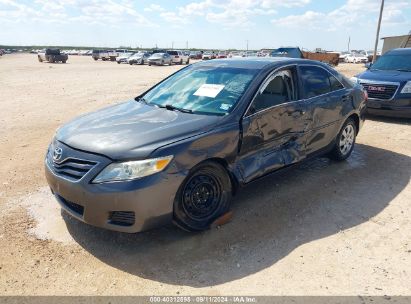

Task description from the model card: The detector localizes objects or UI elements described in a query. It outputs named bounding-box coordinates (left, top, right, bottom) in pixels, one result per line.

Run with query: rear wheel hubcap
left=339, top=124, right=355, bottom=155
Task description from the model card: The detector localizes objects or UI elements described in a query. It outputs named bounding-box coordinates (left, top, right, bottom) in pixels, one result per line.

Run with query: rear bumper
left=366, top=98, right=411, bottom=118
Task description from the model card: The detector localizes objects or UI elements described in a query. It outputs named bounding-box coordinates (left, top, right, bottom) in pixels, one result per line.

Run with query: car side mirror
left=365, top=62, right=372, bottom=69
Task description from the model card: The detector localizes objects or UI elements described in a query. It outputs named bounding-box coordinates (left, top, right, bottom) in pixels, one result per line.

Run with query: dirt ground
left=0, top=54, right=410, bottom=296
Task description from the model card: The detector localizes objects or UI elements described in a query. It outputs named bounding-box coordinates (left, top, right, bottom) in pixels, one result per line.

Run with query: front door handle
left=289, top=110, right=305, bottom=118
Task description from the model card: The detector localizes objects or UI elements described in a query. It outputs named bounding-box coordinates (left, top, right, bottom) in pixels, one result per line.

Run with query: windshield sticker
left=194, top=84, right=225, bottom=98
left=220, top=103, right=232, bottom=111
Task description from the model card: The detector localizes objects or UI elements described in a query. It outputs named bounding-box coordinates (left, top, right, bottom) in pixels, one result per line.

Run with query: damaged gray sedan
left=45, top=58, right=367, bottom=233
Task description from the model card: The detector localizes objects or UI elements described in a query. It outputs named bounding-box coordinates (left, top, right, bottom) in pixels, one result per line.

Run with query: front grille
left=109, top=211, right=135, bottom=226
left=58, top=195, right=84, bottom=216
left=51, top=157, right=97, bottom=181
left=360, top=82, right=398, bottom=100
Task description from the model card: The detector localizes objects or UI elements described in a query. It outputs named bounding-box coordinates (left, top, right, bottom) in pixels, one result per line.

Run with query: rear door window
left=300, top=66, right=331, bottom=98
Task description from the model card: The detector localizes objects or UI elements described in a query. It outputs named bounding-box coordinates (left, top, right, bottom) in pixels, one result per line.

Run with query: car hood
left=56, top=100, right=221, bottom=160
left=357, top=69, right=411, bottom=83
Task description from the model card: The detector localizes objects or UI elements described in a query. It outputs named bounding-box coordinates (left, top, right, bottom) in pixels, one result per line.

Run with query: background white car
left=116, top=52, right=134, bottom=64
left=345, top=53, right=368, bottom=64
left=167, top=50, right=189, bottom=64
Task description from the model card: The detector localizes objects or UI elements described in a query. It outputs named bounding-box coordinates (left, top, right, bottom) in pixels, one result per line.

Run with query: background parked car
left=167, top=50, right=190, bottom=64
left=148, top=52, right=172, bottom=66
left=345, top=53, right=368, bottom=64
left=202, top=51, right=216, bottom=60
left=38, top=49, right=68, bottom=63
left=228, top=51, right=245, bottom=58
left=339, top=51, right=350, bottom=63
left=351, top=48, right=411, bottom=118
left=189, top=51, right=202, bottom=59
left=116, top=52, right=134, bottom=64
left=128, top=52, right=151, bottom=65
left=217, top=51, right=227, bottom=58
left=92, top=49, right=109, bottom=61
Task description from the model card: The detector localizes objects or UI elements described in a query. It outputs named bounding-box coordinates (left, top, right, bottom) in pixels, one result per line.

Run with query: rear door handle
left=342, top=94, right=351, bottom=102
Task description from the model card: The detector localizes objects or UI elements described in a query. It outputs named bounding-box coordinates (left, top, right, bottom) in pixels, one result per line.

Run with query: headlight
left=400, top=81, right=411, bottom=94
left=92, top=156, right=173, bottom=183
left=350, top=76, right=359, bottom=84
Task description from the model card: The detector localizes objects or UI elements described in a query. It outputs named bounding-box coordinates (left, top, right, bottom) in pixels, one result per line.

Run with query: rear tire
left=38, top=56, right=43, bottom=62
left=173, top=162, right=232, bottom=232
left=329, top=118, right=357, bottom=161
left=186, top=59, right=190, bottom=64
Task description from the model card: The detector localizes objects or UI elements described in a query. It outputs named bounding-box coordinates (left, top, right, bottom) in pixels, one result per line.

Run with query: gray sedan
left=45, top=58, right=366, bottom=233
left=148, top=53, right=172, bottom=66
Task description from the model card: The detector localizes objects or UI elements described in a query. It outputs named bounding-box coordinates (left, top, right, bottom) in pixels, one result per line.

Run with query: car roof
left=386, top=48, right=411, bottom=55
left=194, top=57, right=319, bottom=70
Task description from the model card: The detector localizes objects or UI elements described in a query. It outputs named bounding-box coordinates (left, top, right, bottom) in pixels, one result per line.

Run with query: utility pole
left=186, top=41, right=188, bottom=50
left=373, top=0, right=384, bottom=63
left=172, top=41, right=174, bottom=49
left=348, top=36, right=350, bottom=52
left=246, top=40, right=249, bottom=52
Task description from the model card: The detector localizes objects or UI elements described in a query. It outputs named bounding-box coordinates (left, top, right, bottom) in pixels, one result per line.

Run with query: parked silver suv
left=167, top=50, right=190, bottom=65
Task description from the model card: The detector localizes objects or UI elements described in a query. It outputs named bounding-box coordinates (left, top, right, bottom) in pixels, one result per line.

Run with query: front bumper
left=45, top=143, right=184, bottom=233
left=366, top=97, right=411, bottom=118
left=148, top=60, right=165, bottom=65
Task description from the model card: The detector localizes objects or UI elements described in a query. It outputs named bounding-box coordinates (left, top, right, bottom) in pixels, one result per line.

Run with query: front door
left=238, top=66, right=310, bottom=183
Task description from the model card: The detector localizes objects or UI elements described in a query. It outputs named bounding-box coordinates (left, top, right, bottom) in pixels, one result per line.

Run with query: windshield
left=142, top=65, right=258, bottom=116
left=371, top=54, right=411, bottom=71
left=151, top=53, right=163, bottom=58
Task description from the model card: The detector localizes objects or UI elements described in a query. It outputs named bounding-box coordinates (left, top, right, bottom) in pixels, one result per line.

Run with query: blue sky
left=0, top=0, right=410, bottom=51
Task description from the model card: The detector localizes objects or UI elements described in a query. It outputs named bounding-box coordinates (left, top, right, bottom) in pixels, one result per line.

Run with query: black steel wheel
left=173, top=162, right=232, bottom=231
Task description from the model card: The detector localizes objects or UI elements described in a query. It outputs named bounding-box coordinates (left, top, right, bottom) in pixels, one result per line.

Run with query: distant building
left=381, top=33, right=411, bottom=54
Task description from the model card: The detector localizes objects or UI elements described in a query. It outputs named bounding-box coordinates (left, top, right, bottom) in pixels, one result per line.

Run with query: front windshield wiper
left=396, top=69, right=411, bottom=72
left=157, top=104, right=193, bottom=114
left=135, top=97, right=148, bottom=104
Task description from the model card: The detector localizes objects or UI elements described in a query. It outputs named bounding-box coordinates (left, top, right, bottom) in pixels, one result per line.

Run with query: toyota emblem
left=53, top=147, right=63, bottom=162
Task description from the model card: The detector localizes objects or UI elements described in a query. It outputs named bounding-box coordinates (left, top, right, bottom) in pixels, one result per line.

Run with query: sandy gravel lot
left=0, top=54, right=410, bottom=296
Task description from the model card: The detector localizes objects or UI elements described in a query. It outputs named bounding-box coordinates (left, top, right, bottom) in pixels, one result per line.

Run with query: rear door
left=298, top=65, right=347, bottom=154
left=238, top=66, right=310, bottom=183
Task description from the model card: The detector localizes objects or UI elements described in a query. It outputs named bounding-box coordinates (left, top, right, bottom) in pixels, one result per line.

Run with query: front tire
left=173, top=162, right=232, bottom=232
left=329, top=118, right=357, bottom=161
